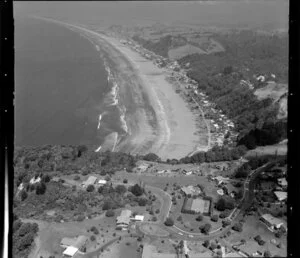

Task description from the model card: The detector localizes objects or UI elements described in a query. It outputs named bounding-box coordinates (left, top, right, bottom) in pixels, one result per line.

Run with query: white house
left=274, top=191, right=287, bottom=202
left=98, top=179, right=107, bottom=185
left=131, top=215, right=144, bottom=222
left=217, top=189, right=224, bottom=196
left=29, top=177, right=41, bottom=185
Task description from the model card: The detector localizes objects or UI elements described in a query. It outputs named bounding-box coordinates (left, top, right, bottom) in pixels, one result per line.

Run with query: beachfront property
left=277, top=177, right=287, bottom=189
left=60, top=235, right=88, bottom=257
left=81, top=176, right=97, bottom=188
left=116, top=209, right=132, bottom=230
left=274, top=191, right=287, bottom=202
left=260, top=214, right=285, bottom=232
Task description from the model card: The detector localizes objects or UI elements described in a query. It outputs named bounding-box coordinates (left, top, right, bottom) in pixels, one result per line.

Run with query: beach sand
left=35, top=17, right=203, bottom=160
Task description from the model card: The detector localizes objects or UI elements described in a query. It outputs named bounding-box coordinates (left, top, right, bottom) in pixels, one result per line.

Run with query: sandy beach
left=36, top=17, right=203, bottom=159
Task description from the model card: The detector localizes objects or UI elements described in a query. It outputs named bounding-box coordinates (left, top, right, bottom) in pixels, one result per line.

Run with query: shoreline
left=33, top=17, right=206, bottom=159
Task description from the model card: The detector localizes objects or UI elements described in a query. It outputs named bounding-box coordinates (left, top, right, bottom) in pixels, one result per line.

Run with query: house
left=61, top=235, right=88, bottom=257
left=30, top=177, right=41, bottom=185
left=81, top=176, right=97, bottom=188
left=116, top=209, right=132, bottom=230
left=256, top=75, right=265, bottom=82
left=260, top=214, right=285, bottom=232
left=98, top=179, right=107, bottom=186
left=274, top=191, right=287, bottom=202
left=131, top=215, right=144, bottom=222
left=18, top=183, right=24, bottom=191
left=186, top=171, right=193, bottom=176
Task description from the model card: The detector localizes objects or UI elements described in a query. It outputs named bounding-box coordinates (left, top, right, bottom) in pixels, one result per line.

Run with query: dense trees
left=215, top=198, right=235, bottom=211
left=200, top=223, right=211, bottom=234
left=130, top=184, right=144, bottom=197
left=180, top=145, right=247, bottom=164
left=13, top=218, right=39, bottom=257
left=105, top=210, right=115, bottom=217
left=143, top=153, right=161, bottom=162
left=164, top=217, right=174, bottom=226
left=86, top=185, right=95, bottom=192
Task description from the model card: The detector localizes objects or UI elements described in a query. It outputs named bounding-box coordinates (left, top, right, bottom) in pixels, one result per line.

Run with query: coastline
left=34, top=17, right=204, bottom=159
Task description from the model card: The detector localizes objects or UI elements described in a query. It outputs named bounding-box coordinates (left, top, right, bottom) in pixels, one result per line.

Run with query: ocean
left=15, top=17, right=126, bottom=151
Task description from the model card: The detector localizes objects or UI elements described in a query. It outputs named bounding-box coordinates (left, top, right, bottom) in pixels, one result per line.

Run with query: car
left=188, top=235, right=194, bottom=238
left=178, top=232, right=183, bottom=236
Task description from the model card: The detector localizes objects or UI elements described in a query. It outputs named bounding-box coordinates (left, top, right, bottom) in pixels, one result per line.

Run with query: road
left=138, top=159, right=280, bottom=241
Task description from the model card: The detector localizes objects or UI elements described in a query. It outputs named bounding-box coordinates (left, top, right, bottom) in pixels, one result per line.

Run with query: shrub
left=102, top=201, right=113, bottom=210
left=74, top=175, right=80, bottom=181
left=86, top=185, right=95, bottom=192
left=155, top=209, right=160, bottom=214
left=210, top=242, right=217, bottom=250
left=19, top=190, right=28, bottom=201
left=232, top=222, right=243, bottom=232
left=219, top=210, right=230, bottom=219
left=164, top=217, right=174, bottom=226
left=203, top=240, right=210, bottom=248
left=90, top=235, right=96, bottom=241
left=211, top=215, right=219, bottom=222
left=177, top=216, right=183, bottom=221
left=152, top=216, right=157, bottom=222
left=222, top=220, right=231, bottom=228
left=216, top=198, right=226, bottom=211
left=35, top=182, right=46, bottom=195
left=138, top=198, right=148, bottom=206
left=123, top=179, right=128, bottom=184
left=264, top=250, right=272, bottom=257
left=18, top=223, right=32, bottom=237
left=196, top=215, right=203, bottom=221
left=105, top=210, right=115, bottom=217
left=81, top=170, right=89, bottom=176
left=115, top=185, right=127, bottom=194
left=42, top=174, right=51, bottom=183
left=76, top=215, right=85, bottom=222
left=200, top=223, right=211, bottom=234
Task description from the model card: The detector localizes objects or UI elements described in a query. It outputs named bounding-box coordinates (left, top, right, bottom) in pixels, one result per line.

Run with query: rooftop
left=261, top=214, right=285, bottom=226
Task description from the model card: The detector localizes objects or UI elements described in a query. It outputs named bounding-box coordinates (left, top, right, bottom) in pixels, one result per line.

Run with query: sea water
left=15, top=17, right=126, bottom=151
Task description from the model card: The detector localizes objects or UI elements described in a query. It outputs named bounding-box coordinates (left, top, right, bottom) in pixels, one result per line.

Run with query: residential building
left=116, top=209, right=132, bottom=230
left=61, top=235, right=88, bottom=257
left=81, top=176, right=97, bottom=188
left=260, top=214, right=285, bottom=232
left=274, top=191, right=287, bottom=202
left=98, top=179, right=107, bottom=185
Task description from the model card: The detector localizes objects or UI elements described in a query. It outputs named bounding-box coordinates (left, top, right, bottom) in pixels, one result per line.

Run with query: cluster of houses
left=239, top=73, right=277, bottom=91
left=120, top=36, right=238, bottom=149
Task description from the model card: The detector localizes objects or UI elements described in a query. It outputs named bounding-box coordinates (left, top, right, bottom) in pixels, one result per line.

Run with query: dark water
left=15, top=17, right=123, bottom=149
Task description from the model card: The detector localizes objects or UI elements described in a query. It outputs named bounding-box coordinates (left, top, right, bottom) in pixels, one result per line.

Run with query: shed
left=63, top=246, right=78, bottom=257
